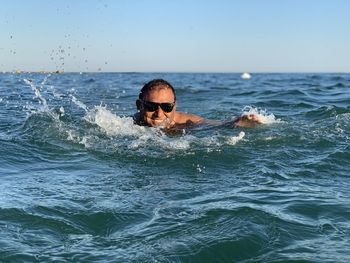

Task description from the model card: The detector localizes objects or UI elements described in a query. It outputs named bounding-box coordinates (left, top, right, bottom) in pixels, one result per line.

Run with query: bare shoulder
left=174, top=112, right=204, bottom=125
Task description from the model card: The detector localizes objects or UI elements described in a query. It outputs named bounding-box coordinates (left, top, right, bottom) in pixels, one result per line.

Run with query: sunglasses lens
left=142, top=101, right=174, bottom=112
left=160, top=103, right=174, bottom=112
left=143, top=101, right=158, bottom=112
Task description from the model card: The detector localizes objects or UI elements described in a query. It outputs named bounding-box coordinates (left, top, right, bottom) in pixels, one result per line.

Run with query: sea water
left=0, top=72, right=349, bottom=262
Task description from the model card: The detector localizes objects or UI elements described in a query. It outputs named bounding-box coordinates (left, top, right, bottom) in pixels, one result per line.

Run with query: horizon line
left=1, top=70, right=350, bottom=74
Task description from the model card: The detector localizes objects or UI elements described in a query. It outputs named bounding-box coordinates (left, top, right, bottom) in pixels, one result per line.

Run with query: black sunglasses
left=141, top=100, right=175, bottom=113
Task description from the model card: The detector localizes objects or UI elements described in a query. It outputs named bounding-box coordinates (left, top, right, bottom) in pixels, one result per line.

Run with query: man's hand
left=233, top=114, right=264, bottom=128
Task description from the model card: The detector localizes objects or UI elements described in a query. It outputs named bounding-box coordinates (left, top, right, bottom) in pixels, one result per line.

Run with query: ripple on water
left=2, top=73, right=350, bottom=262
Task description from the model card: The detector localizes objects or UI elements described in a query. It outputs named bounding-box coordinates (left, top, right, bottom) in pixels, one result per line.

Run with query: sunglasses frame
left=140, top=100, right=175, bottom=113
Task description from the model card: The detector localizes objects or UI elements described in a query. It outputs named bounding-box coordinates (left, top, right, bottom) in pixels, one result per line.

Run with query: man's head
left=136, top=79, right=177, bottom=127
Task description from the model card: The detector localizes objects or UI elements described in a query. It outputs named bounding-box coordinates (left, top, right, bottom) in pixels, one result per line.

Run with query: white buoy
left=241, top=72, right=251, bottom=80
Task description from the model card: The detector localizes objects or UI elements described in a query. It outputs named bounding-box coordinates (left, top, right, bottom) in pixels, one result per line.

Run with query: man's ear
left=136, top=99, right=142, bottom=110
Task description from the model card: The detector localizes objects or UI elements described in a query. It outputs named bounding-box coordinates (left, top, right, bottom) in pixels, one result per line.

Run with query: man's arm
left=173, top=112, right=263, bottom=128
left=202, top=114, right=264, bottom=128
left=173, top=112, right=202, bottom=124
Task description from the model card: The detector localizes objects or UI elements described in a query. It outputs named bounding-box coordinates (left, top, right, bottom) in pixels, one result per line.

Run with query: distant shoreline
left=1, top=71, right=349, bottom=74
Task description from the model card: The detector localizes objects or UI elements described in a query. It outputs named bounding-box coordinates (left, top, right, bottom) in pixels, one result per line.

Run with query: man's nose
left=154, top=106, right=165, bottom=116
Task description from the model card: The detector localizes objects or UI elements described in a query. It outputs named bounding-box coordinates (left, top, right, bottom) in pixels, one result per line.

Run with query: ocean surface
left=0, top=72, right=349, bottom=263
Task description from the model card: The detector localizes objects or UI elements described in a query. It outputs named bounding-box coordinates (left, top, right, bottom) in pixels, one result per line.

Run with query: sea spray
left=23, top=78, right=62, bottom=122
left=23, top=78, right=250, bottom=155
left=84, top=106, right=144, bottom=136
left=82, top=106, right=247, bottom=151
left=23, top=78, right=87, bottom=145
left=83, top=106, right=193, bottom=151
left=226, top=131, right=245, bottom=145
left=70, top=94, right=89, bottom=112
left=241, top=106, right=282, bottom=124
left=23, top=78, right=49, bottom=112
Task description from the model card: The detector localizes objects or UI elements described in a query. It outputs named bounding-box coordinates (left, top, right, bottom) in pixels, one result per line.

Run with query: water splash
left=84, top=105, right=144, bottom=136
left=226, top=131, right=245, bottom=145
left=70, top=94, right=89, bottom=112
left=22, top=80, right=251, bottom=154
left=23, top=78, right=49, bottom=111
left=241, top=106, right=282, bottom=124
left=80, top=106, right=247, bottom=153
left=40, top=74, right=51, bottom=86
left=23, top=78, right=63, bottom=122
left=82, top=106, right=193, bottom=151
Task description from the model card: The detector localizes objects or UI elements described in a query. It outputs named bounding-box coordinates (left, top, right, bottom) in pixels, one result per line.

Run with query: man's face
left=140, top=88, right=176, bottom=127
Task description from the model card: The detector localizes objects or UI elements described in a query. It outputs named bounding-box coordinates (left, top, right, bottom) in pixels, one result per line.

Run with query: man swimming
left=133, top=79, right=263, bottom=129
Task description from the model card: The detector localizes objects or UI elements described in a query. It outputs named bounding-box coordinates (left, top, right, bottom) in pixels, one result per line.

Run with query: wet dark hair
left=138, top=79, right=176, bottom=101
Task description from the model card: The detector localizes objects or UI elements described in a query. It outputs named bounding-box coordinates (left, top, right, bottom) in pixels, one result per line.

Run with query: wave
left=3, top=73, right=350, bottom=263
left=76, top=106, right=248, bottom=153
left=21, top=105, right=249, bottom=158
left=304, top=105, right=350, bottom=120
left=324, top=82, right=347, bottom=89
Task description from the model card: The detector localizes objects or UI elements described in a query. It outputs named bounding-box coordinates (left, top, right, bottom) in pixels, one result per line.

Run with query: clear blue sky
left=1, top=0, right=349, bottom=72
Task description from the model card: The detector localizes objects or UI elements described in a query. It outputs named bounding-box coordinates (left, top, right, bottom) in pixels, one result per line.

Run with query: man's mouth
left=151, top=117, right=170, bottom=127
left=152, top=118, right=165, bottom=125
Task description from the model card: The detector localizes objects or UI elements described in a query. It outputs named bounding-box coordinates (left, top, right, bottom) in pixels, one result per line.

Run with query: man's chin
left=149, top=118, right=168, bottom=127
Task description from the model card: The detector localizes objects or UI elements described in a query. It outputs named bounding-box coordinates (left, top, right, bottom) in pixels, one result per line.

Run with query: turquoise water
left=1, top=73, right=349, bottom=262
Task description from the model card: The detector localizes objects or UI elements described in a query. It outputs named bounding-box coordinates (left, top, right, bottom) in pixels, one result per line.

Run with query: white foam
left=335, top=113, right=350, bottom=140
left=59, top=106, right=65, bottom=116
left=84, top=106, right=146, bottom=136
left=336, top=112, right=350, bottom=121
left=81, top=106, right=249, bottom=152
left=226, top=131, right=245, bottom=145
left=128, top=133, right=192, bottom=151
